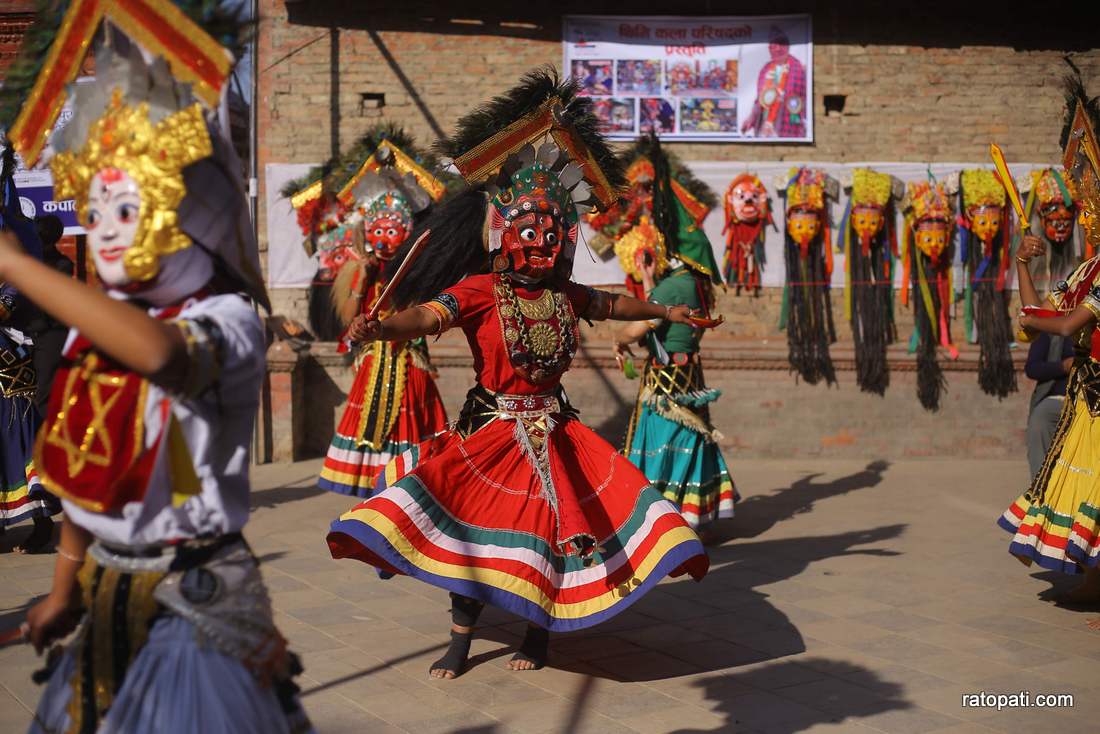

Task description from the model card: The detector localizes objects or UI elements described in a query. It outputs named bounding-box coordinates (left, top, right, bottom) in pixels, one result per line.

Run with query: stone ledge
left=302, top=336, right=1027, bottom=374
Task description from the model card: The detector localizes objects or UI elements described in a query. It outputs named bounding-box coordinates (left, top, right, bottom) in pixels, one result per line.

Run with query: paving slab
left=0, top=457, right=1097, bottom=733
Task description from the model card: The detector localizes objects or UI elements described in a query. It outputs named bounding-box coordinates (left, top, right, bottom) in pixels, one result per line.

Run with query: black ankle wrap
left=449, top=592, right=484, bottom=628
left=511, top=625, right=549, bottom=668
left=430, top=629, right=473, bottom=677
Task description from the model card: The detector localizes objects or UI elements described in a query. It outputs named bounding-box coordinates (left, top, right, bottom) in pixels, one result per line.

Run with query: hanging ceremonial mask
left=1022, top=168, right=1081, bottom=284
left=841, top=168, right=901, bottom=396
left=722, top=173, right=771, bottom=294
left=960, top=169, right=1016, bottom=398
left=778, top=167, right=838, bottom=385
left=901, top=180, right=957, bottom=411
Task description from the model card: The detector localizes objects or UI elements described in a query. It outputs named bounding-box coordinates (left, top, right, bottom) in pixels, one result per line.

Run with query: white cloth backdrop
left=267, top=160, right=1051, bottom=290
left=266, top=163, right=317, bottom=288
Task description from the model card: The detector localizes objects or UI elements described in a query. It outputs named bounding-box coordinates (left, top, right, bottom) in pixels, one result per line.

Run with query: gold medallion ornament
left=51, top=90, right=212, bottom=283
left=527, top=322, right=560, bottom=357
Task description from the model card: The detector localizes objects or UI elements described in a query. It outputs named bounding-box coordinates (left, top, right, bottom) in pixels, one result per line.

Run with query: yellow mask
left=915, top=220, right=949, bottom=264
left=851, top=204, right=885, bottom=250
left=788, top=209, right=821, bottom=248
left=967, top=205, right=1002, bottom=245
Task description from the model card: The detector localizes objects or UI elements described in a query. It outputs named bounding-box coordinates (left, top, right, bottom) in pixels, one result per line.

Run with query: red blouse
left=427, top=273, right=596, bottom=395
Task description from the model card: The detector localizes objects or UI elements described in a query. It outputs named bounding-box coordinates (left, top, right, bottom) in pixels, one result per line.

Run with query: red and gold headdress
left=1061, top=67, right=1100, bottom=252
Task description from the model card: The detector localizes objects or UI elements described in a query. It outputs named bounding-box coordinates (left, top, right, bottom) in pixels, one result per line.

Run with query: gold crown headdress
left=52, top=89, right=211, bottom=282
left=4, top=2, right=268, bottom=307
left=903, top=181, right=954, bottom=222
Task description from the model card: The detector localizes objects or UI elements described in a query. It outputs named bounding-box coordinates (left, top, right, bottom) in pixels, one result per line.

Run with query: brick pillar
left=258, top=341, right=307, bottom=463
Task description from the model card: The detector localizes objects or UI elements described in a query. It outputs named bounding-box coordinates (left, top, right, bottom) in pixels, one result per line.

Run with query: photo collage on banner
left=563, top=14, right=813, bottom=142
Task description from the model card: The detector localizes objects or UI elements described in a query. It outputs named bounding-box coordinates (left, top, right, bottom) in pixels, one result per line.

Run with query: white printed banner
left=563, top=14, right=812, bottom=142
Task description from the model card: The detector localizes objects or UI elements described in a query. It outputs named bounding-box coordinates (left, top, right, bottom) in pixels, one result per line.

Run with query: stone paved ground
left=1, top=458, right=1099, bottom=733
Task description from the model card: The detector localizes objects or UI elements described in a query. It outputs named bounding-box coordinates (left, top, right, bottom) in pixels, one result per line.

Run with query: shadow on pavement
left=250, top=474, right=327, bottom=510
left=473, top=522, right=905, bottom=685
left=670, top=658, right=910, bottom=733
left=1033, top=570, right=1100, bottom=610
left=730, top=460, right=890, bottom=540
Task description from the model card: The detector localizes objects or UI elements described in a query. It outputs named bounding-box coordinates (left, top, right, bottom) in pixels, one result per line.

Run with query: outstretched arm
left=1019, top=305, right=1095, bottom=338
left=609, top=293, right=691, bottom=323
left=0, top=231, right=189, bottom=390
left=347, top=303, right=440, bottom=343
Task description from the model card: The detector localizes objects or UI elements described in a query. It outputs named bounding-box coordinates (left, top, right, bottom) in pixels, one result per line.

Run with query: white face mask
left=86, top=168, right=143, bottom=288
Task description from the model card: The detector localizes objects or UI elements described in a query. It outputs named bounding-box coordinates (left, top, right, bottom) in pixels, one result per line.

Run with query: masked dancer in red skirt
left=326, top=70, right=710, bottom=678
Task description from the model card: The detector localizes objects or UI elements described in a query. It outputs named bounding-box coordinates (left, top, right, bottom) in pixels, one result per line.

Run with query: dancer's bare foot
left=430, top=625, right=473, bottom=679
left=507, top=625, right=548, bottom=671
left=16, top=517, right=54, bottom=554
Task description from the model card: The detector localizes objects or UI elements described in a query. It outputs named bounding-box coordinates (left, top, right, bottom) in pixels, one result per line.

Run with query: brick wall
left=257, top=1, right=1099, bottom=335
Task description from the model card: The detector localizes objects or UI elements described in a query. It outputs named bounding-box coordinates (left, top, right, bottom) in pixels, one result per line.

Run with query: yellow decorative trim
left=106, top=0, right=231, bottom=109
left=338, top=141, right=446, bottom=203
left=355, top=341, right=408, bottom=451
left=91, top=566, right=121, bottom=716
left=66, top=555, right=166, bottom=732
left=289, top=180, right=323, bottom=210
left=8, top=0, right=103, bottom=165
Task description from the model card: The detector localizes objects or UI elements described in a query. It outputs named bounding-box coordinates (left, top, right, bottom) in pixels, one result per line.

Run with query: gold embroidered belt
left=455, top=384, right=574, bottom=438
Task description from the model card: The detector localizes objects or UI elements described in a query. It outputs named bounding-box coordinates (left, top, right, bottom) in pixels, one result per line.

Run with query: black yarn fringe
left=308, top=283, right=343, bottom=341
left=784, top=233, right=836, bottom=386
left=973, top=280, right=1018, bottom=398
left=849, top=230, right=895, bottom=396
left=647, top=134, right=679, bottom=257
left=910, top=263, right=946, bottom=413
left=1060, top=57, right=1100, bottom=152
left=626, top=135, right=717, bottom=210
